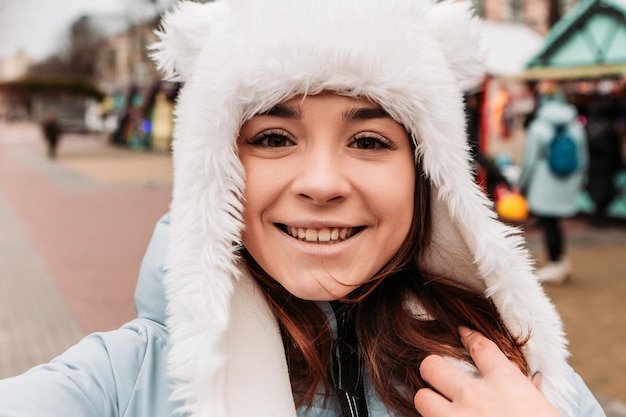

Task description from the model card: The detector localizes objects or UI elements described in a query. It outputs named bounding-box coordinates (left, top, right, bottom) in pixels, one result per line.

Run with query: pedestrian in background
left=0, top=1, right=604, bottom=417
left=585, top=97, right=623, bottom=227
left=41, top=113, right=62, bottom=159
left=519, top=80, right=588, bottom=284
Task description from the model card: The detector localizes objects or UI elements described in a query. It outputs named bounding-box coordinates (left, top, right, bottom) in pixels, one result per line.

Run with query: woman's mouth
left=276, top=224, right=365, bottom=243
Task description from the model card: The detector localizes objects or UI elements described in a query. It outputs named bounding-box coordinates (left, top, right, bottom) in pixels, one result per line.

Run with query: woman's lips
left=276, top=224, right=365, bottom=243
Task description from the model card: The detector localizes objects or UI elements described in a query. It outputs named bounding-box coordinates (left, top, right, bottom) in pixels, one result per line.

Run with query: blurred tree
left=66, top=16, right=106, bottom=80
left=25, top=0, right=215, bottom=83
left=26, top=16, right=104, bottom=81
left=27, top=56, right=69, bottom=78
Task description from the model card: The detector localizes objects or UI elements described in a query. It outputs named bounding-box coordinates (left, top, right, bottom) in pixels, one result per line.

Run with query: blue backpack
left=546, top=124, right=579, bottom=177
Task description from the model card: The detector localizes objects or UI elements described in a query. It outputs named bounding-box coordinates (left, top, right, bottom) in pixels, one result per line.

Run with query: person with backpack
left=518, top=81, right=588, bottom=284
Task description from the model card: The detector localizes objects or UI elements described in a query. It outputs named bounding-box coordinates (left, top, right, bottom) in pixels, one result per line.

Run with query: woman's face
left=238, top=93, right=415, bottom=300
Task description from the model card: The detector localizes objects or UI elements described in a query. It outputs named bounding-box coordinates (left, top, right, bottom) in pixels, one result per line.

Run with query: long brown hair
left=243, top=161, right=529, bottom=416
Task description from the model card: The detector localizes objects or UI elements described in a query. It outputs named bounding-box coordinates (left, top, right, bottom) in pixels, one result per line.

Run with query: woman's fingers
left=458, top=326, right=518, bottom=375
left=459, top=326, right=543, bottom=392
left=414, top=387, right=453, bottom=417
left=414, top=327, right=563, bottom=417
left=418, top=354, right=471, bottom=401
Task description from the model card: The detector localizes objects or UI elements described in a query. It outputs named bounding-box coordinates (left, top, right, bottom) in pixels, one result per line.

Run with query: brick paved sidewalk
left=0, top=191, right=83, bottom=377
left=0, top=123, right=172, bottom=377
left=525, top=220, right=626, bottom=416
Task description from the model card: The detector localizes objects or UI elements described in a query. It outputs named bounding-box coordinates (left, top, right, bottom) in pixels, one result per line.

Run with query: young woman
left=0, top=0, right=606, bottom=416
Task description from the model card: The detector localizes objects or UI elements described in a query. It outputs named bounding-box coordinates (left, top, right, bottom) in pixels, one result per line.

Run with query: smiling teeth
left=288, top=227, right=351, bottom=242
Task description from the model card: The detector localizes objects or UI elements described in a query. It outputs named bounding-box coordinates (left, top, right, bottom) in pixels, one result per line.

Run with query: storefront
left=523, top=0, right=626, bottom=219
left=475, top=0, right=626, bottom=219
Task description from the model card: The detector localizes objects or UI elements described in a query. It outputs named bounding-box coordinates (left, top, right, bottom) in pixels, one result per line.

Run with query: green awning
left=526, top=0, right=626, bottom=78
left=0, top=77, right=104, bottom=99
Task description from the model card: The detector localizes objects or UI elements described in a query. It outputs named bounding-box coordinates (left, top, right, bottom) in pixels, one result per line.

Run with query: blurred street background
left=1, top=0, right=626, bottom=416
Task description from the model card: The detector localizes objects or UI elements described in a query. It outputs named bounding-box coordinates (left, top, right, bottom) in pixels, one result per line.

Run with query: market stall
left=523, top=0, right=626, bottom=219
left=468, top=21, right=544, bottom=198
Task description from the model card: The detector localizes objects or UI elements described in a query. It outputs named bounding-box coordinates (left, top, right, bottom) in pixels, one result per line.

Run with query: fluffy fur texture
left=152, top=1, right=574, bottom=416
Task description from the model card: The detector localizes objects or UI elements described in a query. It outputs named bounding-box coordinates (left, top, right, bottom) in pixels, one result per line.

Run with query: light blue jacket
left=518, top=99, right=588, bottom=217
left=0, top=216, right=607, bottom=417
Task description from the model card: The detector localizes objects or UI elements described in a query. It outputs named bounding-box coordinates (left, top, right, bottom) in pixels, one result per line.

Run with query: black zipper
left=330, top=302, right=369, bottom=417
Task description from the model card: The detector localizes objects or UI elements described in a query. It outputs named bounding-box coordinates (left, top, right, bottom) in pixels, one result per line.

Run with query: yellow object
left=496, top=192, right=529, bottom=223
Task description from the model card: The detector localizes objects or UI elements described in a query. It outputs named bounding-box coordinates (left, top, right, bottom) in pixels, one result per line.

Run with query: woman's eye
left=349, top=134, right=394, bottom=150
left=249, top=131, right=295, bottom=147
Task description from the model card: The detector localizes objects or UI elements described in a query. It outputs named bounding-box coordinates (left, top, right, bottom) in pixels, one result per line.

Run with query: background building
left=0, top=51, right=35, bottom=82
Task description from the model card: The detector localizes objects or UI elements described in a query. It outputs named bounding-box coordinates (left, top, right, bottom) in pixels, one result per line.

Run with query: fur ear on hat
left=150, top=1, right=228, bottom=82
left=425, top=0, right=486, bottom=90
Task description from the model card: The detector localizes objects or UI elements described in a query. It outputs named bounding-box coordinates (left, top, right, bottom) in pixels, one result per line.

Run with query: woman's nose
left=291, top=149, right=351, bottom=205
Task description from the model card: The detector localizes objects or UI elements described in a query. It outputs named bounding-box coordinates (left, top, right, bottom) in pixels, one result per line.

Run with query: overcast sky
left=0, top=0, right=167, bottom=61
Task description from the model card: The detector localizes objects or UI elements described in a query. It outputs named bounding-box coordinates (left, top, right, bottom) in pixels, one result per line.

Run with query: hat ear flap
left=426, top=0, right=486, bottom=90
left=151, top=0, right=228, bottom=82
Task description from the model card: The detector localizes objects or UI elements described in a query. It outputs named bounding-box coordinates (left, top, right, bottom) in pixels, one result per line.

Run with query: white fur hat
left=151, top=1, right=573, bottom=416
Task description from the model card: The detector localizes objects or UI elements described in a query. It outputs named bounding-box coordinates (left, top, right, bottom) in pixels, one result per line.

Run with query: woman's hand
left=414, top=326, right=562, bottom=417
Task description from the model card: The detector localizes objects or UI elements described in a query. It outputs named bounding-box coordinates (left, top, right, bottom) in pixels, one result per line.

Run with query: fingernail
left=458, top=325, right=473, bottom=339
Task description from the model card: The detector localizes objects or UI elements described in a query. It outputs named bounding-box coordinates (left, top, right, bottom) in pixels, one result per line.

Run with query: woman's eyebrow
left=343, top=107, right=392, bottom=121
left=259, top=104, right=302, bottom=119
